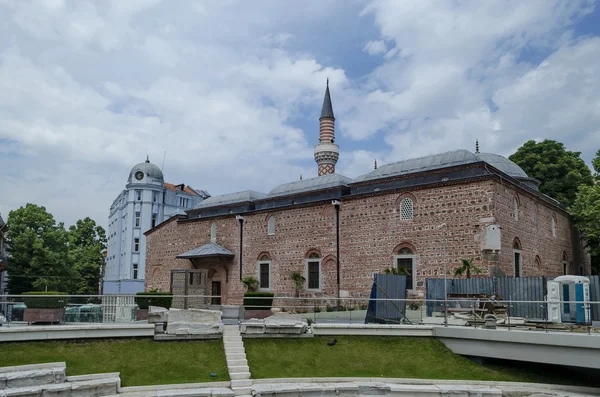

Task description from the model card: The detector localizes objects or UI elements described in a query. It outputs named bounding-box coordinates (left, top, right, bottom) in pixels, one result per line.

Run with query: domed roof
left=128, top=157, right=164, bottom=182
left=475, top=152, right=528, bottom=179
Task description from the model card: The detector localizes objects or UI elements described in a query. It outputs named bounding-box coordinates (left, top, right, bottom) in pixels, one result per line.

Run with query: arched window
left=210, top=222, right=217, bottom=242
left=267, top=216, right=276, bottom=236
left=551, top=215, right=557, bottom=237
left=534, top=255, right=542, bottom=270
left=513, top=197, right=519, bottom=221
left=306, top=252, right=321, bottom=290
left=562, top=252, right=568, bottom=275
left=533, top=204, right=538, bottom=225
left=258, top=254, right=271, bottom=290
left=394, top=246, right=416, bottom=291
left=400, top=198, right=413, bottom=220
left=513, top=239, right=522, bottom=277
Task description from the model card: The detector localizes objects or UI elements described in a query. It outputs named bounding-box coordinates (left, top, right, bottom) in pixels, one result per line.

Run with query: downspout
left=236, top=215, right=245, bottom=280
left=332, top=200, right=341, bottom=300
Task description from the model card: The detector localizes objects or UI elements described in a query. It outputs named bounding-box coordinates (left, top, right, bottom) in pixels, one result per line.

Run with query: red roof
left=164, top=182, right=198, bottom=195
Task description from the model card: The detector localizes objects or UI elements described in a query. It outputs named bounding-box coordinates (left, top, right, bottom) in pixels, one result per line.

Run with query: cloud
left=0, top=0, right=599, bottom=228
left=363, top=40, right=386, bottom=55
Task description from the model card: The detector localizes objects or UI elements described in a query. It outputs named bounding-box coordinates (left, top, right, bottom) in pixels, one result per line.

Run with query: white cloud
left=363, top=40, right=386, bottom=55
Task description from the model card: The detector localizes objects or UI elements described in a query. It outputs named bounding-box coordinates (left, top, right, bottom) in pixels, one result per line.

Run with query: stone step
left=226, top=359, right=248, bottom=367
left=224, top=345, right=244, bottom=351
left=2, top=377, right=120, bottom=397
left=227, top=366, right=249, bottom=373
left=223, top=337, right=242, bottom=343
left=0, top=363, right=67, bottom=389
left=226, top=353, right=246, bottom=361
left=225, top=346, right=246, bottom=356
left=230, top=379, right=252, bottom=388
left=229, top=372, right=251, bottom=381
left=232, top=387, right=252, bottom=396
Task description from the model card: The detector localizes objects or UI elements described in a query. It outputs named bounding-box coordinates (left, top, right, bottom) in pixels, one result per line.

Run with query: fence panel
left=426, top=276, right=547, bottom=319
left=590, top=275, right=600, bottom=321
left=365, top=274, right=407, bottom=324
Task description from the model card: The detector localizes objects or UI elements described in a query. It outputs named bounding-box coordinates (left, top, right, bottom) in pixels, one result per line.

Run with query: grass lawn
left=244, top=336, right=593, bottom=386
left=0, top=339, right=228, bottom=387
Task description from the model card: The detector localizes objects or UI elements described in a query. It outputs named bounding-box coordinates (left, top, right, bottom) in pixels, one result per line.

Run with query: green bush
left=243, top=292, right=274, bottom=310
left=135, top=292, right=173, bottom=309
left=22, top=292, right=68, bottom=309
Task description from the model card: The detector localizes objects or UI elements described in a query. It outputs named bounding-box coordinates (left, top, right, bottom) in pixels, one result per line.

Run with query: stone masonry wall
left=491, top=181, right=588, bottom=277
left=145, top=177, right=585, bottom=304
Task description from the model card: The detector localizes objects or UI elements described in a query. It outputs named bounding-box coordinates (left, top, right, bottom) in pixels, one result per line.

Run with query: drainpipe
left=236, top=215, right=245, bottom=280
left=332, top=200, right=341, bottom=301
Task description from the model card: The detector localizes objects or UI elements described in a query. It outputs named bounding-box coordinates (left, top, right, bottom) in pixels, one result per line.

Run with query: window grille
left=210, top=223, right=217, bottom=241
left=308, top=261, right=320, bottom=289
left=513, top=198, right=519, bottom=221
left=267, top=216, right=275, bottom=235
left=552, top=216, right=556, bottom=237
left=400, top=198, right=413, bottom=220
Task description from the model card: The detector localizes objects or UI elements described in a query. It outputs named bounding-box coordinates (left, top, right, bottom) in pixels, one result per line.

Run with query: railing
left=0, top=294, right=597, bottom=334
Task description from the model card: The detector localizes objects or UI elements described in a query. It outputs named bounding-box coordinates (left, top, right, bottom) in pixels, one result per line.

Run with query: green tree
left=509, top=140, right=593, bottom=208
left=6, top=204, right=72, bottom=294
left=572, top=150, right=600, bottom=274
left=68, top=217, right=107, bottom=296
left=453, top=258, right=482, bottom=279
left=290, top=271, right=305, bottom=298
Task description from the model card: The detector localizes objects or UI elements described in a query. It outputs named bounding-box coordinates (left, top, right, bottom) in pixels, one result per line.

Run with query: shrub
left=242, top=276, right=259, bottom=292
left=22, top=292, right=68, bottom=309
left=326, top=304, right=334, bottom=312
left=243, top=292, right=274, bottom=310
left=135, top=291, right=173, bottom=309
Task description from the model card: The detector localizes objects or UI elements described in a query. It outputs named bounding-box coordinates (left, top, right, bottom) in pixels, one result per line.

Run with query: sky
left=1, top=0, right=600, bottom=229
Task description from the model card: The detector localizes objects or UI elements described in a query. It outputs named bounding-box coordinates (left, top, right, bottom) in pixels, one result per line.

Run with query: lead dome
left=128, top=157, right=164, bottom=183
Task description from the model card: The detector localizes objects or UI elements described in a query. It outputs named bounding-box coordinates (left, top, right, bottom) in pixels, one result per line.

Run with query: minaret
left=314, top=79, right=339, bottom=176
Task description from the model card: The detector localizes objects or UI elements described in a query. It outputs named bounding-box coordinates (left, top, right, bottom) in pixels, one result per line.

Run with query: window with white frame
left=258, top=255, right=271, bottom=289
left=395, top=247, right=416, bottom=291
left=400, top=198, right=413, bottom=220
left=513, top=198, right=519, bottom=221
left=513, top=241, right=522, bottom=277
left=267, top=216, right=275, bottom=236
left=179, top=197, right=189, bottom=208
left=306, top=253, right=321, bottom=290
left=210, top=223, right=217, bottom=242
left=134, top=238, right=140, bottom=252
left=552, top=215, right=557, bottom=237
left=133, top=264, right=138, bottom=280
left=151, top=214, right=157, bottom=228
left=153, top=191, right=158, bottom=203
left=135, top=212, right=140, bottom=228
left=136, top=190, right=142, bottom=201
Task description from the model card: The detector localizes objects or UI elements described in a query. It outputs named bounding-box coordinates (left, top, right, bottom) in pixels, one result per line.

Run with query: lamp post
left=437, top=223, right=448, bottom=326
left=236, top=215, right=245, bottom=281
left=332, top=200, right=341, bottom=305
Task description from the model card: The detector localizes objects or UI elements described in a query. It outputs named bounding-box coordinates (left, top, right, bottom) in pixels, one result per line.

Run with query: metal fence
left=426, top=277, right=548, bottom=319
left=590, top=275, right=600, bottom=321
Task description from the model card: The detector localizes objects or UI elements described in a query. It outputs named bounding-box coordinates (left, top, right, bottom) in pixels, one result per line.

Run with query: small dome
left=128, top=157, right=164, bottom=183
left=476, top=153, right=528, bottom=179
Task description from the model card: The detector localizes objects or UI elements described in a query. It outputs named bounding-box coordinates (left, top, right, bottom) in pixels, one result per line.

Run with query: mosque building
left=143, top=82, right=589, bottom=304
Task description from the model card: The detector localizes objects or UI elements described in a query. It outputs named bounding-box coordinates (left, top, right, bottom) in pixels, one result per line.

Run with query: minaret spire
left=475, top=139, right=480, bottom=154
left=374, top=159, right=378, bottom=170
left=145, top=155, right=150, bottom=163
left=314, top=80, right=339, bottom=176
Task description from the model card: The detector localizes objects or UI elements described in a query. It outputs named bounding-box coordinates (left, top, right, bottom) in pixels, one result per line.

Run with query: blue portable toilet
left=551, top=276, right=590, bottom=324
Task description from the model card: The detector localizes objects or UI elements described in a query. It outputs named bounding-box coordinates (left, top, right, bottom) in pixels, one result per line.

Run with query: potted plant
left=22, top=292, right=68, bottom=324
left=242, top=276, right=274, bottom=319
left=135, top=289, right=173, bottom=320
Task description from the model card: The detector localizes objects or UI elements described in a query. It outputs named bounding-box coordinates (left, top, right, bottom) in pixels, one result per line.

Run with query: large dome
left=128, top=157, right=164, bottom=183
left=475, top=152, right=528, bottom=179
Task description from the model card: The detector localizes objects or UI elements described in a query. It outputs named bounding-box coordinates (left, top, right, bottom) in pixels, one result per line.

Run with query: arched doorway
left=393, top=243, right=417, bottom=293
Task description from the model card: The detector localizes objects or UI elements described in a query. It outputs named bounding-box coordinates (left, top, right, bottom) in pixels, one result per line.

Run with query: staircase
left=223, top=325, right=252, bottom=397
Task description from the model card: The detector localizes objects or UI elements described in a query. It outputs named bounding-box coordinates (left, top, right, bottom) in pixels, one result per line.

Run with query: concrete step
left=2, top=377, right=120, bottom=397
left=227, top=366, right=249, bottom=374
left=232, top=387, right=252, bottom=396
left=226, top=353, right=246, bottom=361
left=223, top=338, right=242, bottom=343
left=229, top=372, right=251, bottom=381
left=231, top=379, right=252, bottom=388
left=226, top=359, right=248, bottom=367
left=224, top=348, right=245, bottom=354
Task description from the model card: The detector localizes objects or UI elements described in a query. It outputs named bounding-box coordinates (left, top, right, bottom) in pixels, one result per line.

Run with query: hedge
left=22, top=292, right=68, bottom=309
left=243, top=292, right=274, bottom=310
left=135, top=292, right=173, bottom=309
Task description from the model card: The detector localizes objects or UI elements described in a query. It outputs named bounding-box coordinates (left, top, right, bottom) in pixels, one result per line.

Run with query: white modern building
left=103, top=157, right=209, bottom=294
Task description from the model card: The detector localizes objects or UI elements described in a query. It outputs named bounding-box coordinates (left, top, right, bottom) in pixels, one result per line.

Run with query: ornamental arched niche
left=256, top=251, right=273, bottom=261
left=512, top=237, right=522, bottom=251
left=394, top=192, right=417, bottom=220
left=304, top=248, right=322, bottom=259
left=392, top=242, right=417, bottom=255
left=321, top=254, right=337, bottom=296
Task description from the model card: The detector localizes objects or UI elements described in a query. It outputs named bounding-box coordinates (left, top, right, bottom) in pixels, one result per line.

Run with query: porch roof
left=176, top=242, right=235, bottom=259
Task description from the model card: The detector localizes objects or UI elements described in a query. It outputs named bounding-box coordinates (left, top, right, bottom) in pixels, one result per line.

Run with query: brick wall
left=145, top=177, right=587, bottom=304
